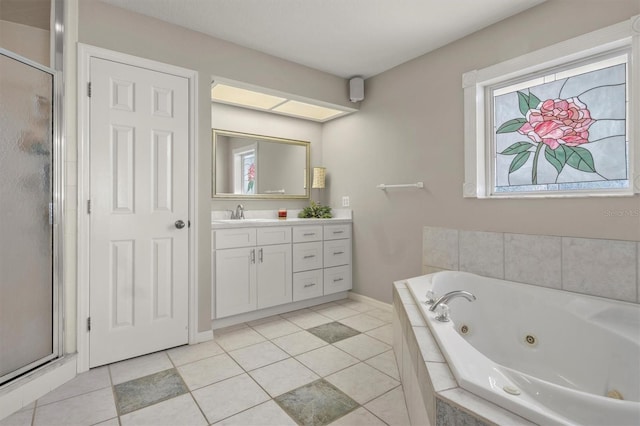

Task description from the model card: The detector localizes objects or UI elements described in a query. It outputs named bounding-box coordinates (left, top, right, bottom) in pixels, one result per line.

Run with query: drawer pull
left=333, top=277, right=344, bottom=282
left=333, top=251, right=344, bottom=255
left=333, top=230, right=344, bottom=234
left=303, top=254, right=316, bottom=259
left=303, top=233, right=315, bottom=236
left=303, top=283, right=316, bottom=288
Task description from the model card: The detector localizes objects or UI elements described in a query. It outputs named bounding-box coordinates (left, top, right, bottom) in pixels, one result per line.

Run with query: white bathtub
left=405, top=271, right=640, bottom=426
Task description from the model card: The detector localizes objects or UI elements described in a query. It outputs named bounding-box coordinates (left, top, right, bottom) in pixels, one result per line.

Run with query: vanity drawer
left=257, top=227, right=291, bottom=245
left=292, top=226, right=322, bottom=243
left=293, top=269, right=323, bottom=302
left=324, top=224, right=351, bottom=240
left=323, top=239, right=351, bottom=268
left=293, top=241, right=323, bottom=272
left=214, top=228, right=256, bottom=249
left=324, top=265, right=352, bottom=294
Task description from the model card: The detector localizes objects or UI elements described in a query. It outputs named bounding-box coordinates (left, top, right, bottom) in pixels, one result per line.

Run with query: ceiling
left=99, top=0, right=545, bottom=79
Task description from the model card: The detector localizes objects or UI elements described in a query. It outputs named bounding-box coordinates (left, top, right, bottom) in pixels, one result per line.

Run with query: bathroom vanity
left=211, top=211, right=352, bottom=327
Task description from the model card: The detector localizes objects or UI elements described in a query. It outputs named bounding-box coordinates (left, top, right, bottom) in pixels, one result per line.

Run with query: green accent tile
left=275, top=379, right=359, bottom=426
left=306, top=322, right=360, bottom=344
left=114, top=368, right=187, bottom=415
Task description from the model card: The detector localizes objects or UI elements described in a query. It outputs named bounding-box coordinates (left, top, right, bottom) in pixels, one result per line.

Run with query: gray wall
left=322, top=0, right=640, bottom=303
left=79, top=1, right=340, bottom=332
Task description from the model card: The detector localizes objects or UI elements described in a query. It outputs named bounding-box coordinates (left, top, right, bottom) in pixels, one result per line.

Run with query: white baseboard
left=348, top=292, right=392, bottom=312
left=0, top=355, right=77, bottom=421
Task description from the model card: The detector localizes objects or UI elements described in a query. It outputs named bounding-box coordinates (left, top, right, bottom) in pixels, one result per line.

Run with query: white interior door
left=88, top=57, right=189, bottom=367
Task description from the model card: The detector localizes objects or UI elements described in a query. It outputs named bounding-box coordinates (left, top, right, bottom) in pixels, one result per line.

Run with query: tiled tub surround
left=392, top=282, right=534, bottom=426
left=405, top=272, right=640, bottom=425
left=423, top=227, right=639, bottom=303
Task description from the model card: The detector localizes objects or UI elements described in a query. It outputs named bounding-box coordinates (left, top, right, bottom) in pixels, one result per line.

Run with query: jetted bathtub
left=405, top=271, right=640, bottom=426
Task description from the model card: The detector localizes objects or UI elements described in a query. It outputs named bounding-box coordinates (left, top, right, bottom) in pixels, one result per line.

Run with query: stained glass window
left=491, top=53, right=629, bottom=194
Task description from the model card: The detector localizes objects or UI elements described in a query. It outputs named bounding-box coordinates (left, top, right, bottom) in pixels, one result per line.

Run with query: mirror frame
left=212, top=129, right=311, bottom=199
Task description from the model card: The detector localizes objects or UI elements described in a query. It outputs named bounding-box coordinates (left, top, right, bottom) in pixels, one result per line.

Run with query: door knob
left=175, top=220, right=186, bottom=229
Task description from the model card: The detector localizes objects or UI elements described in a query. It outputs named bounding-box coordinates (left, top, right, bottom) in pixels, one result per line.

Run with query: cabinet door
left=257, top=244, right=292, bottom=309
left=215, top=247, right=256, bottom=318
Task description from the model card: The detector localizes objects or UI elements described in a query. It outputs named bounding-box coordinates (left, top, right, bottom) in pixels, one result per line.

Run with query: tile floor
left=1, top=298, right=411, bottom=426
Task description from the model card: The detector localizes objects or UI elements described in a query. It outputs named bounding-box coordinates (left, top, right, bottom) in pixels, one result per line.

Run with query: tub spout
left=429, top=290, right=476, bottom=312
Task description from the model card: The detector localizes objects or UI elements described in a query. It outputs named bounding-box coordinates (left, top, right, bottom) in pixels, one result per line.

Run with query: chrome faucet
left=230, top=204, right=245, bottom=220
left=429, top=290, right=476, bottom=312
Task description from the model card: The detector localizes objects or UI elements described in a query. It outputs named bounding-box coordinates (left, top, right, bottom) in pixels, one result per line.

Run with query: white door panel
left=89, top=58, right=189, bottom=367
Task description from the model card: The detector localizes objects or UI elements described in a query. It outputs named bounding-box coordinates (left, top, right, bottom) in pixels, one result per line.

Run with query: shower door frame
left=0, top=48, right=64, bottom=386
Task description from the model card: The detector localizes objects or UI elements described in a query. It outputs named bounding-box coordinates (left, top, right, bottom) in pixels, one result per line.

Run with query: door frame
left=77, top=44, right=200, bottom=373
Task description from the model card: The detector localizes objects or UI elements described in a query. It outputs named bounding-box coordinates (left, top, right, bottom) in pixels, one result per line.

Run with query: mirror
left=213, top=129, right=310, bottom=199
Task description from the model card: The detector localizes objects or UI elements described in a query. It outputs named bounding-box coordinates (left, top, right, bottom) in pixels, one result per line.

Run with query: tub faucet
left=429, top=290, right=476, bottom=312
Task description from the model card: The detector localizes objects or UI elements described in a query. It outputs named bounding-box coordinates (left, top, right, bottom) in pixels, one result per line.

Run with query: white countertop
left=211, top=209, right=352, bottom=229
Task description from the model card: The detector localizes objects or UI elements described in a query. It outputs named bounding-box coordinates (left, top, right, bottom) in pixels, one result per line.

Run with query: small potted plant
left=298, top=201, right=332, bottom=218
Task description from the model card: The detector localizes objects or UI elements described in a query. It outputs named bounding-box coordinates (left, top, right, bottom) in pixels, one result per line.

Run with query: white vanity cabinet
left=212, top=219, right=352, bottom=322
left=214, top=227, right=292, bottom=318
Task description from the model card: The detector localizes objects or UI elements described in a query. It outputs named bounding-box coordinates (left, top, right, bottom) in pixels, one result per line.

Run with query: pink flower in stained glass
left=247, top=163, right=255, bottom=181
left=517, top=98, right=595, bottom=150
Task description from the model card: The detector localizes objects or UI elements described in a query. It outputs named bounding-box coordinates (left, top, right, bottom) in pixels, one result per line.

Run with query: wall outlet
left=341, top=196, right=350, bottom=207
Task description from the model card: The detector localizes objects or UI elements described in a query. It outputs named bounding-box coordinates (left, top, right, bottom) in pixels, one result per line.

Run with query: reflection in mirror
left=213, top=129, right=310, bottom=199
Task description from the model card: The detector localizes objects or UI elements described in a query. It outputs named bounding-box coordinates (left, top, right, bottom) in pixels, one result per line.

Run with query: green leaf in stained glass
left=517, top=92, right=530, bottom=116
left=496, top=118, right=527, bottom=134
left=544, top=145, right=567, bottom=174
left=509, top=151, right=531, bottom=174
left=528, top=92, right=541, bottom=109
left=563, top=146, right=596, bottom=173
left=500, top=141, right=534, bottom=155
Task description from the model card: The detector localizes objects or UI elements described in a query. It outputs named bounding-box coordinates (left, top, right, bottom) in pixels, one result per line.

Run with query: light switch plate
left=341, top=196, right=350, bottom=207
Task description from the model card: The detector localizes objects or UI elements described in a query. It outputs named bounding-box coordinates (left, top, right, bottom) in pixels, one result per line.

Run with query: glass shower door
left=0, top=50, right=57, bottom=384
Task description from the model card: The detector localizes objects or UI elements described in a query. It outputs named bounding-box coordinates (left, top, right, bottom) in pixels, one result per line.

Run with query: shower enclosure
left=0, top=48, right=62, bottom=385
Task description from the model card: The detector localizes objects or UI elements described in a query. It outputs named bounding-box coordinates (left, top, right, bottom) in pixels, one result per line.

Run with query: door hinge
left=87, top=82, right=91, bottom=97
left=87, top=199, right=91, bottom=214
left=87, top=317, right=91, bottom=332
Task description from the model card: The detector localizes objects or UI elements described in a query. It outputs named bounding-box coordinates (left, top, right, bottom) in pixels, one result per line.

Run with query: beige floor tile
left=120, top=394, right=207, bottom=426
left=282, top=310, right=333, bottom=329
left=109, top=352, right=173, bottom=385
left=249, top=358, right=319, bottom=397
left=214, top=400, right=297, bottom=426
left=365, top=386, right=411, bottom=425
left=272, top=330, right=327, bottom=356
left=335, top=299, right=377, bottom=313
left=93, top=418, right=120, bottom=426
left=365, top=308, right=394, bottom=323
left=365, top=350, right=400, bottom=380
left=0, top=408, right=33, bottom=426
left=192, top=374, right=270, bottom=424
left=295, top=345, right=359, bottom=377
left=251, top=318, right=302, bottom=339
left=339, top=313, right=386, bottom=332
left=228, top=341, right=290, bottom=371
left=33, top=387, right=117, bottom=426
left=329, top=407, right=386, bottom=426
left=366, top=324, right=394, bottom=345
left=37, top=366, right=110, bottom=406
left=167, top=340, right=224, bottom=366
left=333, top=334, right=391, bottom=361
left=314, top=305, right=360, bottom=320
left=178, top=353, right=243, bottom=390
left=214, top=327, right=266, bottom=351
left=326, top=363, right=400, bottom=404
